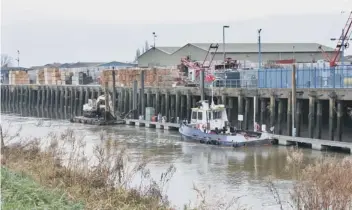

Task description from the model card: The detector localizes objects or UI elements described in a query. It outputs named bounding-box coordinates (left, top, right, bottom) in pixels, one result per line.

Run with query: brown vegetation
left=271, top=147, right=352, bottom=210
left=2, top=127, right=175, bottom=210
left=2, top=123, right=352, bottom=210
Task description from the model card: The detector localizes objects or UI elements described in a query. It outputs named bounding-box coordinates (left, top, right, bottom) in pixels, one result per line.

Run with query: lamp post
left=152, top=32, right=157, bottom=48
left=258, top=29, right=262, bottom=69
left=223, top=25, right=229, bottom=70
left=152, top=32, right=157, bottom=67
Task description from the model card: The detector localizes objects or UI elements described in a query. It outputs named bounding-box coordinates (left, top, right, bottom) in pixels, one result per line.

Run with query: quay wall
left=1, top=84, right=352, bottom=142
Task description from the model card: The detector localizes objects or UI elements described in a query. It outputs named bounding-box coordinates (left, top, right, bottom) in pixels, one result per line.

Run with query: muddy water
left=1, top=114, right=348, bottom=210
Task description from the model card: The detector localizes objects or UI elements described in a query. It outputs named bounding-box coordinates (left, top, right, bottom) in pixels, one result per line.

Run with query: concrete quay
left=1, top=84, right=352, bottom=144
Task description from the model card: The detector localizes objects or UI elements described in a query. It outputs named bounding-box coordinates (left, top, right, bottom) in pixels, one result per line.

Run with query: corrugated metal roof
left=65, top=62, right=104, bottom=68
left=190, top=43, right=335, bottom=53
left=155, top=47, right=180, bottom=54
left=146, top=43, right=335, bottom=55
left=98, top=61, right=137, bottom=67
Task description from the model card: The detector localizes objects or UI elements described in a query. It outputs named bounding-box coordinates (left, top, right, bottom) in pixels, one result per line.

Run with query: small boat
left=178, top=100, right=274, bottom=148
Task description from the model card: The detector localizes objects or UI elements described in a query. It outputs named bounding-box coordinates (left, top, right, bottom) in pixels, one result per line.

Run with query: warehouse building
left=137, top=43, right=336, bottom=67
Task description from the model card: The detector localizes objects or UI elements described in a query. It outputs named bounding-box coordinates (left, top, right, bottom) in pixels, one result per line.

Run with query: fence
left=211, top=66, right=352, bottom=89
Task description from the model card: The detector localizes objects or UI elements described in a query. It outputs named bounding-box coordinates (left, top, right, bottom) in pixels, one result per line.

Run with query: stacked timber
left=9, top=71, right=30, bottom=85
left=100, top=68, right=181, bottom=87
left=36, top=70, right=45, bottom=85
left=51, top=68, right=62, bottom=85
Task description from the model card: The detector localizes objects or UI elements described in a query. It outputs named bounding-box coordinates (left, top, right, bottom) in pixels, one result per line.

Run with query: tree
left=1, top=54, right=12, bottom=68
left=135, top=49, right=141, bottom=61
left=142, top=47, right=145, bottom=54
left=145, top=41, right=149, bottom=51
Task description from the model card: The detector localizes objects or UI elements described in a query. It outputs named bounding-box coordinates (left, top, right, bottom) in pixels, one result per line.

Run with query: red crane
left=180, top=43, right=219, bottom=82
left=319, top=11, right=352, bottom=67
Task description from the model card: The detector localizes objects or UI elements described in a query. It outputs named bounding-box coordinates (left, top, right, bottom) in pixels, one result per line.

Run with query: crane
left=180, top=43, right=219, bottom=83
left=319, top=11, right=352, bottom=67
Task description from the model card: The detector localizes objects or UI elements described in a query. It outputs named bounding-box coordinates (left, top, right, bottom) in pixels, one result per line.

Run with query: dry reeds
left=1, top=127, right=175, bottom=210
left=286, top=147, right=352, bottom=210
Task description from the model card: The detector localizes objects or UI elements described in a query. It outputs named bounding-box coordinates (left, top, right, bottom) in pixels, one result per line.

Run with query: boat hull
left=179, top=123, right=273, bottom=147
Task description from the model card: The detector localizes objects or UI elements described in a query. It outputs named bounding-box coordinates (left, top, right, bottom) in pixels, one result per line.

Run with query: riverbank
left=1, top=128, right=178, bottom=210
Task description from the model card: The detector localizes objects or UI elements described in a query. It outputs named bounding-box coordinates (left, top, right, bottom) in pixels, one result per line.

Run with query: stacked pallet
left=100, top=68, right=181, bottom=88
left=36, top=70, right=45, bottom=85
left=51, top=68, right=62, bottom=85
left=9, top=71, right=30, bottom=85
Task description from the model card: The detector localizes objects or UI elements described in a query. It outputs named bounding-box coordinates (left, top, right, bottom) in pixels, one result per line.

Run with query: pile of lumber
left=9, top=71, right=30, bottom=85
left=36, top=70, right=45, bottom=85
left=100, top=68, right=182, bottom=87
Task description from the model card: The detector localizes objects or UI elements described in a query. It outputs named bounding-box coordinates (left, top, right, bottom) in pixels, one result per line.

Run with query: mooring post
left=260, top=98, right=266, bottom=129
left=175, top=91, right=181, bottom=121
left=180, top=94, right=186, bottom=121
left=64, top=87, right=69, bottom=119
left=45, top=86, right=50, bottom=111
left=73, top=87, right=78, bottom=116
left=315, top=100, right=323, bottom=139
left=296, top=99, right=302, bottom=137
left=244, top=97, right=250, bottom=130
left=78, top=87, right=83, bottom=116
left=277, top=98, right=283, bottom=135
left=336, top=100, right=343, bottom=141
left=36, top=87, right=40, bottom=113
left=287, top=93, right=292, bottom=136
left=170, top=94, right=176, bottom=122
left=308, top=96, right=316, bottom=138
left=124, top=88, right=129, bottom=114
left=238, top=95, right=244, bottom=130
left=156, top=91, right=161, bottom=115
left=112, top=69, right=117, bottom=117
left=120, top=88, right=125, bottom=113
left=70, top=87, right=74, bottom=117
left=42, top=86, right=46, bottom=113
left=253, top=95, right=259, bottom=131
left=291, top=64, right=297, bottom=137
left=132, top=80, right=138, bottom=119
left=270, top=95, right=276, bottom=130
left=20, top=86, right=24, bottom=114
left=129, top=88, right=133, bottom=114
left=165, top=92, right=170, bottom=122
left=104, top=82, right=109, bottom=120
left=186, top=92, right=192, bottom=122
left=140, top=70, right=145, bottom=117
left=329, top=94, right=336, bottom=140
left=27, top=86, right=31, bottom=112
left=161, top=93, right=165, bottom=116
left=146, top=90, right=151, bottom=108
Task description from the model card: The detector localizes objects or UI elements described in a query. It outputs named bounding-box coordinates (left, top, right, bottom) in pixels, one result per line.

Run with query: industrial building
left=137, top=43, right=336, bottom=67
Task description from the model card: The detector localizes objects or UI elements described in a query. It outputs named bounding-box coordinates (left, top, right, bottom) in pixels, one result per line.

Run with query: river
left=1, top=114, right=349, bottom=210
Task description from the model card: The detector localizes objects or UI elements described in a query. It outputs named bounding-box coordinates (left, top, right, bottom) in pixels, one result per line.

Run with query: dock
left=273, top=134, right=352, bottom=154
left=125, top=119, right=180, bottom=130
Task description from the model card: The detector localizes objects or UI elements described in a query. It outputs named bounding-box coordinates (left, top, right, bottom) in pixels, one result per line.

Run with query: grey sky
left=1, top=0, right=352, bottom=67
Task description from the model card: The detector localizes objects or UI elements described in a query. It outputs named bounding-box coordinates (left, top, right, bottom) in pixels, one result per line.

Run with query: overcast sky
left=1, top=0, right=352, bottom=67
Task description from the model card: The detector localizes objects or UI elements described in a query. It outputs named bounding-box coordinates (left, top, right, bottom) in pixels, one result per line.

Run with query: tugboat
left=178, top=100, right=273, bottom=147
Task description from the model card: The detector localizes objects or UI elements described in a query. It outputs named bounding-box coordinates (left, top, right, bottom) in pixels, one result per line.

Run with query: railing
left=258, top=66, right=352, bottom=89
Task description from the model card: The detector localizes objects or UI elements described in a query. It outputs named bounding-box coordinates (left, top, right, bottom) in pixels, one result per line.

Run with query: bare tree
left=1, top=54, right=12, bottom=68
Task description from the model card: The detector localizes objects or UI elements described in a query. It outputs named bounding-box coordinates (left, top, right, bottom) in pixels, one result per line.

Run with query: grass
left=1, top=167, right=84, bottom=210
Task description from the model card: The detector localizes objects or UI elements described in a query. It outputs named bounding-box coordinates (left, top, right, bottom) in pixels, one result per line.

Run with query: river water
left=1, top=114, right=349, bottom=210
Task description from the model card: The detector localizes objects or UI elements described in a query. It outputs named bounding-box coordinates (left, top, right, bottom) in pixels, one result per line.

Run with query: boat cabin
left=190, top=100, right=228, bottom=130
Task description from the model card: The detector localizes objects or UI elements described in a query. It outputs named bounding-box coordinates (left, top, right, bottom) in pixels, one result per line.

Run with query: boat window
left=192, top=111, right=197, bottom=119
left=197, top=112, right=203, bottom=120
left=213, top=111, right=222, bottom=119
